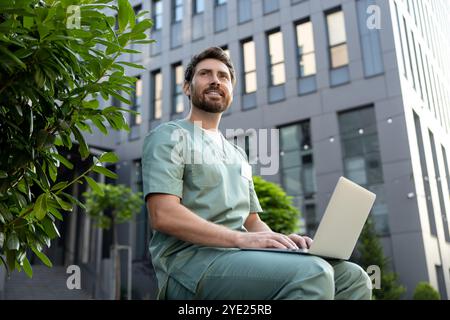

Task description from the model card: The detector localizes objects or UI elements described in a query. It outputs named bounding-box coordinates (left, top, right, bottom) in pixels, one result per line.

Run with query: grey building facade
left=54, top=0, right=450, bottom=299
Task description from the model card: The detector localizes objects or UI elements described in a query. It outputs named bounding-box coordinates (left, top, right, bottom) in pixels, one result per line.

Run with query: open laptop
left=242, top=176, right=376, bottom=260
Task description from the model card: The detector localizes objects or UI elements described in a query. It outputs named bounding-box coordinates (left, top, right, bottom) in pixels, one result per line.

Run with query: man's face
left=184, top=58, right=234, bottom=113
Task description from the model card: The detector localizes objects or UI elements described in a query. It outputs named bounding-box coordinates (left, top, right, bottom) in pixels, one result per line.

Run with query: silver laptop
left=242, top=176, right=376, bottom=260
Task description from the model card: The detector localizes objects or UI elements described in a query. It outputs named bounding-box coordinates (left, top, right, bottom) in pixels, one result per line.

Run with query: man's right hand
left=235, top=231, right=300, bottom=250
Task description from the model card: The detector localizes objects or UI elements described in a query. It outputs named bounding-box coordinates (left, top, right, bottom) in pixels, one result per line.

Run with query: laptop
left=242, top=176, right=376, bottom=260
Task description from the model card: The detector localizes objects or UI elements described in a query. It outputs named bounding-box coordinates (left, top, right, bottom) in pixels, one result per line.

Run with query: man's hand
left=287, top=234, right=313, bottom=249
left=235, top=231, right=305, bottom=249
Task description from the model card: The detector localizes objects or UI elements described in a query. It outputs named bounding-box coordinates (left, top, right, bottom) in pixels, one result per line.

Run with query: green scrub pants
left=166, top=250, right=372, bottom=300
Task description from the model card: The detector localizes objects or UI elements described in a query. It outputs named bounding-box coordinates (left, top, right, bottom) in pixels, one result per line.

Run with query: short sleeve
left=249, top=178, right=263, bottom=213
left=142, top=124, right=185, bottom=201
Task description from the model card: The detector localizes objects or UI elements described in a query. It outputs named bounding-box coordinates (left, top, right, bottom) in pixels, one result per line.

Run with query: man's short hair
left=184, top=47, right=236, bottom=86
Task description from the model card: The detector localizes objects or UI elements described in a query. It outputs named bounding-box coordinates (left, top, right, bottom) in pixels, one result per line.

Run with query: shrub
left=252, top=176, right=300, bottom=234
left=413, top=282, right=441, bottom=300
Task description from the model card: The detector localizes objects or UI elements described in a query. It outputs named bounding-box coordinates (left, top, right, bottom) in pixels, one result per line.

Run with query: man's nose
left=209, top=73, right=220, bottom=85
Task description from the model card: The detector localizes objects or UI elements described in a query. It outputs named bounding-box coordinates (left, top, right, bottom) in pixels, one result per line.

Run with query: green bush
left=252, top=176, right=300, bottom=234
left=413, top=282, right=441, bottom=300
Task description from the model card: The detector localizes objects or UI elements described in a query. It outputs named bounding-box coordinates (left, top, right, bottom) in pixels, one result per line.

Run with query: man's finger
left=288, top=234, right=307, bottom=249
left=303, top=236, right=313, bottom=248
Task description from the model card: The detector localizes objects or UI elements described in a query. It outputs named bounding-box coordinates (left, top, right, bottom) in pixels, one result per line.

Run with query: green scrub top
left=142, top=119, right=263, bottom=299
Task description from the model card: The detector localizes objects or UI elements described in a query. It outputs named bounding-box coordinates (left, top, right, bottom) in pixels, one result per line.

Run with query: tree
left=413, top=282, right=440, bottom=300
left=0, top=0, right=153, bottom=276
left=83, top=183, right=143, bottom=300
left=252, top=176, right=301, bottom=234
left=356, top=218, right=406, bottom=299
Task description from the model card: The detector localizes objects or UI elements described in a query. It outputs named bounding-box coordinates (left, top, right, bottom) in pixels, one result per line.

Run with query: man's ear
left=183, top=81, right=191, bottom=99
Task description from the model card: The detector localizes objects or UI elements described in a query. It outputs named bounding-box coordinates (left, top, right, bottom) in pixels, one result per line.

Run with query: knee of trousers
left=339, top=262, right=373, bottom=293
left=290, top=258, right=335, bottom=299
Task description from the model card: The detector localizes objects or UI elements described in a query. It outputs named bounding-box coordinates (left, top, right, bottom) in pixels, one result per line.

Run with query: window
left=267, top=29, right=286, bottom=103
left=172, top=0, right=183, bottom=23
left=356, top=0, right=384, bottom=77
left=280, top=121, right=317, bottom=235
left=151, top=70, right=162, bottom=120
left=238, top=0, right=252, bottom=24
left=214, top=0, right=228, bottom=32
left=263, top=0, right=279, bottom=14
left=295, top=19, right=316, bottom=95
left=193, top=0, right=204, bottom=14
left=153, top=0, right=163, bottom=30
left=394, top=2, right=407, bottom=78
left=326, top=9, right=348, bottom=69
left=326, top=8, right=350, bottom=86
left=413, top=112, right=437, bottom=236
left=403, top=17, right=416, bottom=89
left=338, top=106, right=389, bottom=235
left=171, top=0, right=183, bottom=48
left=267, top=30, right=286, bottom=86
left=172, top=63, right=184, bottom=114
left=429, top=131, right=450, bottom=242
left=242, top=39, right=257, bottom=94
left=241, top=39, right=257, bottom=109
left=133, top=160, right=149, bottom=260
left=130, top=77, right=142, bottom=126
left=296, top=20, right=316, bottom=77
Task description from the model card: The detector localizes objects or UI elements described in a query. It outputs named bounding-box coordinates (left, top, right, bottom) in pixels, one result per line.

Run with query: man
left=142, top=47, right=371, bottom=300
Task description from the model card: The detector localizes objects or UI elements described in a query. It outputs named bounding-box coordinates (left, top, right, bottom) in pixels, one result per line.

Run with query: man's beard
left=190, top=85, right=232, bottom=114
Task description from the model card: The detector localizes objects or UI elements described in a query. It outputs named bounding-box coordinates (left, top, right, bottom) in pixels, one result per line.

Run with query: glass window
left=296, top=20, right=316, bottom=77
left=193, top=0, right=204, bottom=14
left=173, top=64, right=184, bottom=114
left=267, top=30, right=286, bottom=86
left=356, top=0, right=384, bottom=77
left=280, top=121, right=317, bottom=234
left=339, top=106, right=388, bottom=234
left=263, top=0, right=279, bottom=14
left=238, top=0, right=252, bottom=23
left=326, top=10, right=349, bottom=69
left=153, top=0, right=163, bottom=29
left=131, top=77, right=142, bottom=126
left=152, top=70, right=162, bottom=120
left=242, top=39, right=257, bottom=94
left=173, top=0, right=183, bottom=23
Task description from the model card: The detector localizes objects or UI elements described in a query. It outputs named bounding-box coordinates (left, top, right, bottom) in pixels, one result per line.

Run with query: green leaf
left=50, top=181, right=68, bottom=192
left=84, top=176, right=104, bottom=196
left=22, top=257, right=33, bottom=278
left=7, top=232, right=19, bottom=251
left=0, top=170, right=8, bottom=178
left=92, top=115, right=108, bottom=135
left=51, top=153, right=74, bottom=169
left=31, top=247, right=52, bottom=268
left=48, top=207, right=63, bottom=221
left=116, top=61, right=146, bottom=70
left=132, top=19, right=152, bottom=33
left=42, top=217, right=60, bottom=239
left=99, top=151, right=119, bottom=163
left=0, top=46, right=26, bottom=69
left=72, top=125, right=89, bottom=160
left=82, top=99, right=99, bottom=110
left=93, top=165, right=118, bottom=179
left=53, top=194, right=72, bottom=211
left=34, top=193, right=48, bottom=220
left=118, top=0, right=133, bottom=32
